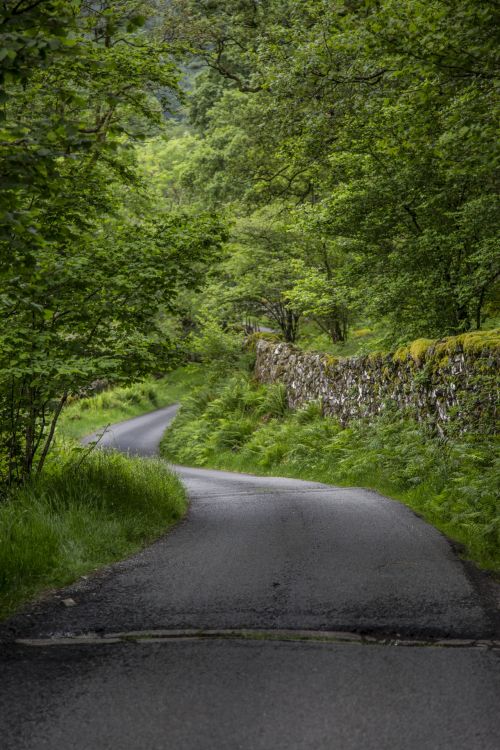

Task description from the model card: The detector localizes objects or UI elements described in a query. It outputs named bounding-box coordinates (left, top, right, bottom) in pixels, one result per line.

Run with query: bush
left=189, top=317, right=254, bottom=379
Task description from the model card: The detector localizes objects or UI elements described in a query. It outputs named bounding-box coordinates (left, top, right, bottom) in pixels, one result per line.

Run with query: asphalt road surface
left=1, top=405, right=499, bottom=749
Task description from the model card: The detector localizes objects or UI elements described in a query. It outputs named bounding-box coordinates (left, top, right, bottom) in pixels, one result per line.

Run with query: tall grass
left=161, top=374, right=500, bottom=572
left=0, top=450, right=186, bottom=619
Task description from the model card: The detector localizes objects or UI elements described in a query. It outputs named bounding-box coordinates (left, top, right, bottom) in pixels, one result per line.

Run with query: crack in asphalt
left=15, top=628, right=500, bottom=651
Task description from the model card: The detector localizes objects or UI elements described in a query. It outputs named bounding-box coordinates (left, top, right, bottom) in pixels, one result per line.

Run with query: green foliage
left=0, top=203, right=226, bottom=483
left=161, top=374, right=289, bottom=463
left=0, top=0, right=177, bottom=244
left=285, top=258, right=350, bottom=343
left=193, top=211, right=305, bottom=342
left=0, top=2, right=228, bottom=484
left=136, top=132, right=206, bottom=209
left=189, top=317, right=251, bottom=379
left=164, top=0, right=500, bottom=343
left=162, top=372, right=500, bottom=571
left=0, top=449, right=187, bottom=619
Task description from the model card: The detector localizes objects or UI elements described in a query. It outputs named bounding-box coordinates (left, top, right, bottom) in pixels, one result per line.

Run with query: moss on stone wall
left=244, top=331, right=282, bottom=351
left=254, top=330, right=499, bottom=433
left=393, top=338, right=435, bottom=364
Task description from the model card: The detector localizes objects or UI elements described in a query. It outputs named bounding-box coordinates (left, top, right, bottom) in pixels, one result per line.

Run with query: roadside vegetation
left=59, top=366, right=204, bottom=442
left=0, top=450, right=186, bottom=620
left=162, top=370, right=500, bottom=573
left=0, top=368, right=202, bottom=620
left=152, top=0, right=499, bottom=351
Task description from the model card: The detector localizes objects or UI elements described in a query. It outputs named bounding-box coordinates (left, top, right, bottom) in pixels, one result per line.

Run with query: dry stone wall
left=254, top=334, right=499, bottom=434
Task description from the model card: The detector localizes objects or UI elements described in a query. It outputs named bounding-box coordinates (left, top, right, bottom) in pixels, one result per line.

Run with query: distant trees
left=211, top=216, right=304, bottom=343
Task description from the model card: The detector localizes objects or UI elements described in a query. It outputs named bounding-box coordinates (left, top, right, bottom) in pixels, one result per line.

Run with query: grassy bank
left=0, top=366, right=201, bottom=621
left=59, top=365, right=204, bottom=441
left=0, top=450, right=186, bottom=619
left=161, top=374, right=500, bottom=572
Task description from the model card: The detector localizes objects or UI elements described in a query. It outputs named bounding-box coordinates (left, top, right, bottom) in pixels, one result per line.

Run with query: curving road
left=1, top=405, right=499, bottom=749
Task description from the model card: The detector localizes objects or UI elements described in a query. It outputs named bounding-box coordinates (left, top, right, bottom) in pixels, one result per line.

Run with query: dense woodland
left=0, top=0, right=499, bottom=485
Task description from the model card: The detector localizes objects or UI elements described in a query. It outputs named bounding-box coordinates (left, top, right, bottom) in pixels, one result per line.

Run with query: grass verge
left=161, top=373, right=500, bottom=573
left=0, top=450, right=186, bottom=620
left=0, top=366, right=201, bottom=621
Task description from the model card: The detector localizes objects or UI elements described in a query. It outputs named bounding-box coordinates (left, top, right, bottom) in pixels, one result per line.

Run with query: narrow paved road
left=1, top=406, right=499, bottom=749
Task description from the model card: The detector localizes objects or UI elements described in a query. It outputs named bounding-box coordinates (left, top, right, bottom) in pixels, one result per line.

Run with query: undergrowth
left=161, top=373, right=500, bottom=572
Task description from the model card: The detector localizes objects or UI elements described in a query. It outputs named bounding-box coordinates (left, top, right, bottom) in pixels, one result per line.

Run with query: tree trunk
left=36, top=392, right=68, bottom=475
